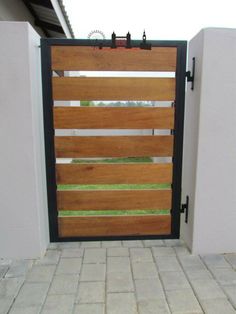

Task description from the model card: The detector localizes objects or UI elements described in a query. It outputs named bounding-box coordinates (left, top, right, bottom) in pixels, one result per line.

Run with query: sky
left=63, top=0, right=236, bottom=41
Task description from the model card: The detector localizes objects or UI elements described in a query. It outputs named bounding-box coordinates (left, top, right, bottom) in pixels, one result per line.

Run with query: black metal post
left=41, top=39, right=59, bottom=242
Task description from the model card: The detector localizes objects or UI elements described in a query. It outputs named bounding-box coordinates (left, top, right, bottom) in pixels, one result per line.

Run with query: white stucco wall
left=181, top=28, right=236, bottom=254
left=0, top=22, right=49, bottom=258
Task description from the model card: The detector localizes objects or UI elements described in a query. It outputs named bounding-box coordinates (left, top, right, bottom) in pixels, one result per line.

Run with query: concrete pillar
left=0, top=22, right=49, bottom=258
left=181, top=28, right=236, bottom=254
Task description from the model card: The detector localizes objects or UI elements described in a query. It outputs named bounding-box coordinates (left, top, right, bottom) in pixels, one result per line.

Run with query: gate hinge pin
left=186, top=57, right=195, bottom=90
left=181, top=195, right=189, bottom=223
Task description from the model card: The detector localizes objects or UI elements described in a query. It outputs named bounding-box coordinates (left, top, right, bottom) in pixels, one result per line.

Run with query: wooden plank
left=52, top=77, right=176, bottom=101
left=57, top=189, right=172, bottom=211
left=56, top=163, right=173, bottom=184
left=53, top=107, right=175, bottom=129
left=55, top=135, right=173, bottom=158
left=51, top=46, right=177, bottom=71
left=58, top=215, right=171, bottom=237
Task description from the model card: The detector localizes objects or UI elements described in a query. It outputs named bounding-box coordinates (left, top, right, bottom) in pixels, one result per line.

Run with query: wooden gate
left=41, top=38, right=187, bottom=241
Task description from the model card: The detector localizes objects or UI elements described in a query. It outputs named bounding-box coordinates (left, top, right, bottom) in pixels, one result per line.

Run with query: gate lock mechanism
left=185, top=57, right=195, bottom=91
left=181, top=195, right=189, bottom=223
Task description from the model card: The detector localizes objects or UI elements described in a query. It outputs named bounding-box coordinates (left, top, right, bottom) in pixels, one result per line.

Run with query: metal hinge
left=181, top=195, right=189, bottom=223
left=186, top=57, right=195, bottom=90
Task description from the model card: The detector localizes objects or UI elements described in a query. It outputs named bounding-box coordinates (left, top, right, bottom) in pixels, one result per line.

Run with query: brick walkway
left=0, top=240, right=236, bottom=314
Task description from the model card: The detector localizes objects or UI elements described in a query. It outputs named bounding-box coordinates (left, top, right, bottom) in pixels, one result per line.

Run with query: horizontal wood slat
left=57, top=189, right=172, bottom=211
left=58, top=215, right=171, bottom=237
left=51, top=46, right=177, bottom=71
left=55, top=135, right=173, bottom=158
left=52, top=77, right=176, bottom=101
left=56, top=163, right=173, bottom=184
left=53, top=107, right=175, bottom=129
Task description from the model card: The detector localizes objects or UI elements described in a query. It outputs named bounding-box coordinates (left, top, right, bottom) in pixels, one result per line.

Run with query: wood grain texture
left=55, top=135, right=173, bottom=158
left=58, top=215, right=171, bottom=237
left=51, top=46, right=177, bottom=71
left=57, top=189, right=172, bottom=211
left=56, top=163, right=173, bottom=184
left=53, top=106, right=175, bottom=129
left=52, top=77, right=176, bottom=101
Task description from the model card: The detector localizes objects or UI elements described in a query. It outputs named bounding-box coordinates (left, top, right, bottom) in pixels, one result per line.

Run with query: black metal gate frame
left=41, top=38, right=187, bottom=242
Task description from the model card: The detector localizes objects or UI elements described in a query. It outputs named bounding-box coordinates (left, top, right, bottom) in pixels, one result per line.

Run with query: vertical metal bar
left=171, top=42, right=187, bottom=238
left=41, top=39, right=59, bottom=242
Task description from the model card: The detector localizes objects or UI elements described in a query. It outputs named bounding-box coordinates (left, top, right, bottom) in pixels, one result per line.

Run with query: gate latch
left=186, top=57, right=195, bottom=90
left=181, top=195, right=189, bottom=223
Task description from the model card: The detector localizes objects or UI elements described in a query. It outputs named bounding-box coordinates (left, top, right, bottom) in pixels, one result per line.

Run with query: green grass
left=58, top=183, right=170, bottom=191
left=72, top=157, right=153, bottom=164
left=59, top=157, right=170, bottom=217
left=59, top=209, right=170, bottom=217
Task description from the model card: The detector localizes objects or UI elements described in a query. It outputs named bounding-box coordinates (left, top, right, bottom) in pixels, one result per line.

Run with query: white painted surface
left=0, top=22, right=49, bottom=258
left=181, top=28, right=236, bottom=254
left=51, top=0, right=72, bottom=38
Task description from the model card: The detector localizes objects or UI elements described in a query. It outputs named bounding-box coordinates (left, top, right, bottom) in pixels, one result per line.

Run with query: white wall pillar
left=181, top=28, right=236, bottom=254
left=0, top=22, right=49, bottom=258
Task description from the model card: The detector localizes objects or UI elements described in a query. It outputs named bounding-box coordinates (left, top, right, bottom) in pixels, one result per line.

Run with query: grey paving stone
left=47, top=243, right=58, bottom=250
left=0, top=277, right=24, bottom=297
left=0, top=296, right=14, bottom=314
left=9, top=305, right=41, bottom=314
left=49, top=274, right=79, bottom=295
left=132, top=262, right=158, bottom=279
left=160, top=271, right=191, bottom=291
left=138, top=299, right=170, bottom=314
left=135, top=279, right=165, bottom=301
left=26, top=265, right=56, bottom=283
left=35, top=250, right=60, bottom=265
left=5, top=260, right=33, bottom=278
left=200, top=298, right=236, bottom=314
left=56, top=257, right=82, bottom=274
left=57, top=242, right=80, bottom=249
left=107, top=257, right=131, bottom=273
left=76, top=281, right=105, bottom=303
left=0, top=259, right=12, bottom=266
left=80, top=263, right=106, bottom=281
left=174, top=246, right=190, bottom=256
left=14, top=282, right=49, bottom=307
left=102, top=241, right=122, bottom=248
left=107, top=247, right=129, bottom=257
left=166, top=289, right=203, bottom=314
left=41, top=294, right=74, bottom=314
left=130, top=248, right=153, bottom=263
left=122, top=240, right=143, bottom=247
left=222, top=285, right=236, bottom=307
left=201, top=254, right=231, bottom=269
left=210, top=267, right=236, bottom=285
left=74, top=303, right=105, bottom=314
left=80, top=241, right=101, bottom=248
left=0, top=265, right=9, bottom=279
left=185, top=269, right=213, bottom=281
left=225, top=253, right=236, bottom=269
left=61, top=248, right=84, bottom=258
left=107, top=272, right=134, bottom=292
left=179, top=255, right=206, bottom=271
left=152, top=247, right=175, bottom=256
left=107, top=293, right=138, bottom=314
left=164, top=239, right=185, bottom=247
left=83, top=248, right=106, bottom=264
left=191, top=278, right=227, bottom=300
left=143, top=240, right=165, bottom=247
left=155, top=256, right=182, bottom=272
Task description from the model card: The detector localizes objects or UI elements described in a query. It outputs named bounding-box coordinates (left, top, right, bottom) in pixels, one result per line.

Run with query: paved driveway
left=0, top=240, right=236, bottom=313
